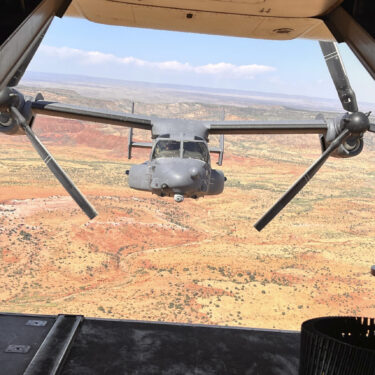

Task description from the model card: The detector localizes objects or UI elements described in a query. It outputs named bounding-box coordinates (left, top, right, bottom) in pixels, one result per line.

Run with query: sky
left=26, top=16, right=375, bottom=106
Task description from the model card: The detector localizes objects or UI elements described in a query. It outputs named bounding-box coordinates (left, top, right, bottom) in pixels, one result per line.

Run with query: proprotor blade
left=319, top=41, right=358, bottom=113
left=11, top=107, right=97, bottom=219
left=254, top=129, right=350, bottom=231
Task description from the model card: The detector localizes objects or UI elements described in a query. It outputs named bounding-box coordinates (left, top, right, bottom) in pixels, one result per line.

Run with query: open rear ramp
left=0, top=313, right=300, bottom=374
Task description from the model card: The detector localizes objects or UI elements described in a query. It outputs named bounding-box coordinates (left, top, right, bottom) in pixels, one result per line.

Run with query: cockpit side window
left=152, top=140, right=181, bottom=159
left=183, top=141, right=209, bottom=162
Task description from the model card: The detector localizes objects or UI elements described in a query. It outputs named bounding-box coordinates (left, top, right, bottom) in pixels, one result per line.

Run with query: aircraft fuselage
left=127, top=136, right=225, bottom=202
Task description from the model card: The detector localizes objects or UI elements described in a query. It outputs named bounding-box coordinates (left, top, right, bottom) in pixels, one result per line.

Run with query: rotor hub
left=342, top=112, right=370, bottom=134
left=0, top=88, right=24, bottom=112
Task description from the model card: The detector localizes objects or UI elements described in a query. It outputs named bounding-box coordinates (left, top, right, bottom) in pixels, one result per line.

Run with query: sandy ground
left=0, top=116, right=375, bottom=331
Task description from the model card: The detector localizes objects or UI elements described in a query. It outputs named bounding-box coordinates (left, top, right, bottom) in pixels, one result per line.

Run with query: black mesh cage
left=299, top=316, right=375, bottom=375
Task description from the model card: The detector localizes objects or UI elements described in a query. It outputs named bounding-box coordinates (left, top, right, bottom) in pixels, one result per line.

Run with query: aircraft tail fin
left=209, top=134, right=224, bottom=166
left=127, top=102, right=152, bottom=159
left=127, top=127, right=153, bottom=159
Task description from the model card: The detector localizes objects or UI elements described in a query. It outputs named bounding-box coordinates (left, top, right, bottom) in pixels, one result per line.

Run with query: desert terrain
left=0, top=78, right=375, bottom=331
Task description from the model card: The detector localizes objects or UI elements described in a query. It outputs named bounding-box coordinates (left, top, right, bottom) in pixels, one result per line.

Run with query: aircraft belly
left=66, top=0, right=334, bottom=40
left=150, top=175, right=205, bottom=196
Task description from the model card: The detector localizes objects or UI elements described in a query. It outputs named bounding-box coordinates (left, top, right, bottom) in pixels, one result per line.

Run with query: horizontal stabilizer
left=209, top=147, right=221, bottom=153
left=132, top=142, right=153, bottom=149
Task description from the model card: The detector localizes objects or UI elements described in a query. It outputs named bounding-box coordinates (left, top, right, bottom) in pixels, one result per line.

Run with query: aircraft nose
left=154, top=160, right=207, bottom=195
left=167, top=168, right=200, bottom=188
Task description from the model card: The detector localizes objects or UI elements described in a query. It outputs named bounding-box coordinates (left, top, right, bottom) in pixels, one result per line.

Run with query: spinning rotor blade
left=11, top=107, right=97, bottom=220
left=254, top=129, right=350, bottom=232
left=319, top=41, right=358, bottom=113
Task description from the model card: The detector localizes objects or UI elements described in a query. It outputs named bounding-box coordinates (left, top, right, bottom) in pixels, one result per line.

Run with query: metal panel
left=61, top=318, right=300, bottom=374
left=103, top=0, right=341, bottom=17
left=66, top=0, right=333, bottom=40
left=324, top=6, right=375, bottom=80
left=24, top=315, right=83, bottom=375
left=0, top=0, right=71, bottom=91
left=0, top=314, right=54, bottom=375
left=0, top=313, right=301, bottom=374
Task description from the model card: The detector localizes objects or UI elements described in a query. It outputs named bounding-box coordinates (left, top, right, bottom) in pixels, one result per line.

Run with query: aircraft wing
left=31, top=101, right=153, bottom=130
left=207, top=119, right=328, bottom=135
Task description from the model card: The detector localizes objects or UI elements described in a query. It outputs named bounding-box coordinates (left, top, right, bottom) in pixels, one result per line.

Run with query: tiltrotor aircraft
left=0, top=41, right=374, bottom=231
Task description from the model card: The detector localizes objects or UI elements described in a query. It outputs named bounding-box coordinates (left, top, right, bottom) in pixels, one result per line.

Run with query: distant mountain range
left=22, top=71, right=374, bottom=112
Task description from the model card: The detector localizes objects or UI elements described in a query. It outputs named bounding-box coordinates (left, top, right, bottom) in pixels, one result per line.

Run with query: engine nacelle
left=319, top=116, right=364, bottom=158
left=207, top=169, right=225, bottom=195
left=333, top=136, right=363, bottom=158
left=0, top=88, right=27, bottom=135
left=127, top=162, right=151, bottom=191
left=0, top=113, right=24, bottom=135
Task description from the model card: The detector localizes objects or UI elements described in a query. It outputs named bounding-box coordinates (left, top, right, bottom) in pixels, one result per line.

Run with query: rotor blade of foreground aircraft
left=31, top=101, right=153, bottom=130
left=11, top=106, right=97, bottom=220
left=208, top=119, right=327, bottom=135
left=254, top=129, right=350, bottom=231
left=319, top=41, right=358, bottom=113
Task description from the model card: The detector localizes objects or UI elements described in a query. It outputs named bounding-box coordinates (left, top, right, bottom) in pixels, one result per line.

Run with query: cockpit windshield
left=152, top=140, right=180, bottom=159
left=183, top=141, right=209, bottom=162
left=152, top=140, right=209, bottom=162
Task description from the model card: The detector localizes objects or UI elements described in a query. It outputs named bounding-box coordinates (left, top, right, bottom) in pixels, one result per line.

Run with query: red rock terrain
left=0, top=114, right=375, bottom=331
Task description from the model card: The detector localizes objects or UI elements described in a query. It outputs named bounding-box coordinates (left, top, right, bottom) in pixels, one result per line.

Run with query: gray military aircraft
left=0, top=41, right=374, bottom=231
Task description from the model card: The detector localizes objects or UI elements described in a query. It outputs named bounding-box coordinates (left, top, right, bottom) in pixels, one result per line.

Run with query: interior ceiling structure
left=65, top=0, right=340, bottom=40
